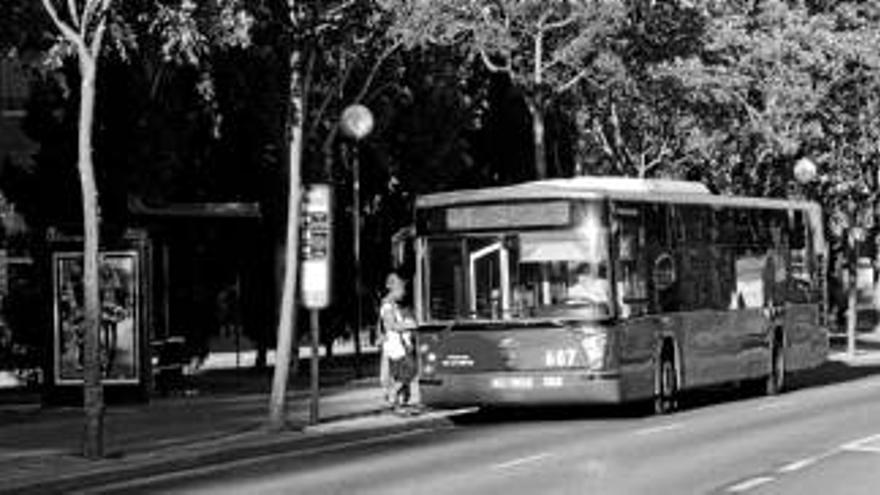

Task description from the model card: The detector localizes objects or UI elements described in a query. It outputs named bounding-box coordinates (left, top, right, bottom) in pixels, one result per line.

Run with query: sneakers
left=392, top=403, right=422, bottom=416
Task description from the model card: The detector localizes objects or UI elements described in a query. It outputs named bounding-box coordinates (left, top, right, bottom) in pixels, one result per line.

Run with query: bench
left=151, top=336, right=191, bottom=396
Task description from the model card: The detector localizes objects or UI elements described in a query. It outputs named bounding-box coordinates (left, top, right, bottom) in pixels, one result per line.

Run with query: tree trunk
left=847, top=225, right=859, bottom=358
left=268, top=38, right=304, bottom=430
left=78, top=56, right=104, bottom=459
left=527, top=100, right=547, bottom=180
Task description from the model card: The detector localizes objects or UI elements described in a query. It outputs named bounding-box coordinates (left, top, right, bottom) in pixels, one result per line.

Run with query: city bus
left=411, top=176, right=828, bottom=413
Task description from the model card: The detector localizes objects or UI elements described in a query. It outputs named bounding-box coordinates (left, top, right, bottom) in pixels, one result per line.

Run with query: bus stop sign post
left=301, top=184, right=333, bottom=425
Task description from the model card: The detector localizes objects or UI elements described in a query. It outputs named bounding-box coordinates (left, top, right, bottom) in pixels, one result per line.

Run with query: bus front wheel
left=654, top=353, right=678, bottom=415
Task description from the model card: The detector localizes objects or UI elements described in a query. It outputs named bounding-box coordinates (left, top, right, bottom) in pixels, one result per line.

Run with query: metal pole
left=310, top=309, right=320, bottom=424
left=352, top=145, right=363, bottom=377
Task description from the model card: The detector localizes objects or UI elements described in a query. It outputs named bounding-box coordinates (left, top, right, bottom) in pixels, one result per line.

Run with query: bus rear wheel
left=654, top=353, right=678, bottom=415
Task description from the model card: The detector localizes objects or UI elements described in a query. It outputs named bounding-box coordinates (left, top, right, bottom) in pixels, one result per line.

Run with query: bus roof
left=416, top=176, right=818, bottom=212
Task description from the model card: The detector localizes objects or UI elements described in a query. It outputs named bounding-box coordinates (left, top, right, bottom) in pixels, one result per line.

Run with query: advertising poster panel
left=53, top=251, right=140, bottom=385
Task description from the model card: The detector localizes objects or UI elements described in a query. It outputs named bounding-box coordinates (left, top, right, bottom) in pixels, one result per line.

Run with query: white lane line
left=841, top=433, right=880, bottom=454
left=634, top=423, right=683, bottom=436
left=778, top=457, right=818, bottom=473
left=727, top=476, right=775, bottom=493
left=853, top=380, right=880, bottom=390
left=755, top=400, right=791, bottom=411
left=492, top=452, right=552, bottom=470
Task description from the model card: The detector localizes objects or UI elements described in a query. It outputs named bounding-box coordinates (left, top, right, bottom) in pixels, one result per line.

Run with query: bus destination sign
left=446, top=201, right=571, bottom=231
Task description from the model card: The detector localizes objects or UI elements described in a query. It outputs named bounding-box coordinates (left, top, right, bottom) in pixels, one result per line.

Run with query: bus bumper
left=418, top=371, right=623, bottom=407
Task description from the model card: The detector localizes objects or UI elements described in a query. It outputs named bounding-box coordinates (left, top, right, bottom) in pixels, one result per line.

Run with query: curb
left=4, top=407, right=469, bottom=494
left=828, top=350, right=880, bottom=365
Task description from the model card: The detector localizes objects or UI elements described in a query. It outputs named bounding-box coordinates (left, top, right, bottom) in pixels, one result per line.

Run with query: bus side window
left=707, top=207, right=733, bottom=310
left=766, top=210, right=789, bottom=306
left=646, top=204, right=677, bottom=313
left=789, top=210, right=812, bottom=302
left=730, top=208, right=769, bottom=310
left=678, top=205, right=713, bottom=311
left=615, top=204, right=648, bottom=318
left=717, top=208, right=740, bottom=246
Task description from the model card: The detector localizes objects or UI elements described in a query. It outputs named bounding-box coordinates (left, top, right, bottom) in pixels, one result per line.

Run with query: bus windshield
left=423, top=201, right=611, bottom=323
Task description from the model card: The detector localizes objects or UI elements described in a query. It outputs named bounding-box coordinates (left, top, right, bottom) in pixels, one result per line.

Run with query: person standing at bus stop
left=379, top=271, right=418, bottom=413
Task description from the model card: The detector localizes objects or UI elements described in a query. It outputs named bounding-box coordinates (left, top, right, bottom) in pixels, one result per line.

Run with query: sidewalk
left=0, top=348, right=456, bottom=495
left=828, top=327, right=880, bottom=363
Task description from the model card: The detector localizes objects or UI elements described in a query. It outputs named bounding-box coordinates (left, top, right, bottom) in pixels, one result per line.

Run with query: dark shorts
left=390, top=356, right=416, bottom=383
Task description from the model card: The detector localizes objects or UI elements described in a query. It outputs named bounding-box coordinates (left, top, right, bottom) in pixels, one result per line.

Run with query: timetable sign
left=301, top=184, right=333, bottom=309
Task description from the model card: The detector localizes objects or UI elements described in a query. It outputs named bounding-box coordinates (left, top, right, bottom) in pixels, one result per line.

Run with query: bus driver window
left=566, top=263, right=611, bottom=305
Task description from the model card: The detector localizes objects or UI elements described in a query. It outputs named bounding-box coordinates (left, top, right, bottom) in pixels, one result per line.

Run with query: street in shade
left=2, top=338, right=880, bottom=495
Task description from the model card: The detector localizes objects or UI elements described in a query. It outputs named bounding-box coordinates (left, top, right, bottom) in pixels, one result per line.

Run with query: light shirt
left=380, top=299, right=412, bottom=360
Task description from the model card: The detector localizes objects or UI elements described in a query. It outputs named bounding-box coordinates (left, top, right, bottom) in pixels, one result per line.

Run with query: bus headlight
left=579, top=329, right=607, bottom=370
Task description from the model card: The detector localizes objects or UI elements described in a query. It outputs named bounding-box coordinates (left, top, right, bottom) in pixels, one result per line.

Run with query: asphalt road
left=82, top=365, right=880, bottom=495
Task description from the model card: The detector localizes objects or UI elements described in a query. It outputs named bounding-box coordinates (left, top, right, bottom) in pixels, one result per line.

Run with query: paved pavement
left=2, top=333, right=880, bottom=494
left=0, top=347, right=463, bottom=495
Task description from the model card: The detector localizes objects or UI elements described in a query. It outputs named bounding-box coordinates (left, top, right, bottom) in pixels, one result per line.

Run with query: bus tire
left=654, top=347, right=678, bottom=415
left=766, top=335, right=785, bottom=396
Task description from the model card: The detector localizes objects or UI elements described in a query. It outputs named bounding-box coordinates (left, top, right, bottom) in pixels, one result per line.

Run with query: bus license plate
left=491, top=377, right=533, bottom=389
left=491, top=376, right=564, bottom=389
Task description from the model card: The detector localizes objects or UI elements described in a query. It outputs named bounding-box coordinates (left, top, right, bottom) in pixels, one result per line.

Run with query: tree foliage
left=573, top=0, right=707, bottom=178
left=656, top=0, right=880, bottom=244
left=381, top=0, right=629, bottom=178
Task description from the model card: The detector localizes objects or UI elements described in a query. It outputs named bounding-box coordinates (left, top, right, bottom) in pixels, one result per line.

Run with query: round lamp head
left=794, top=157, right=817, bottom=184
left=340, top=104, right=374, bottom=140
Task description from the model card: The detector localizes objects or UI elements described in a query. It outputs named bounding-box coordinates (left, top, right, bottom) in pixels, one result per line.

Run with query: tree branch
left=67, top=0, right=81, bottom=28
left=82, top=0, right=110, bottom=39
left=591, top=117, right=617, bottom=165
left=88, top=13, right=108, bottom=59
left=643, top=141, right=672, bottom=175
left=41, top=0, right=83, bottom=47
left=478, top=47, right=510, bottom=74
left=354, top=40, right=402, bottom=103
left=536, top=9, right=552, bottom=30
left=310, top=52, right=354, bottom=140
left=323, top=0, right=357, bottom=19
left=542, top=14, right=577, bottom=32
left=555, top=67, right=590, bottom=94
left=301, top=48, right=317, bottom=137
left=729, top=89, right=763, bottom=127
left=534, top=31, right=543, bottom=85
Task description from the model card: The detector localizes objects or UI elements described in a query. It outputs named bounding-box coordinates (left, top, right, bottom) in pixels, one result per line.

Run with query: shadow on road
left=788, top=361, right=880, bottom=390
left=449, top=402, right=652, bottom=426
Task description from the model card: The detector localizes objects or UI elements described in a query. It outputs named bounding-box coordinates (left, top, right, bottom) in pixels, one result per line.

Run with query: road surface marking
left=727, top=476, right=775, bottom=492
left=755, top=400, right=791, bottom=411
left=634, top=423, right=683, bottom=436
left=841, top=433, right=880, bottom=453
left=492, top=452, right=552, bottom=470
left=778, top=457, right=818, bottom=473
left=853, top=380, right=880, bottom=390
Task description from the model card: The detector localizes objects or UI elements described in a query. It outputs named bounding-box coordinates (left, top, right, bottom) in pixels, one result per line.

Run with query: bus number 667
left=545, top=348, right=577, bottom=368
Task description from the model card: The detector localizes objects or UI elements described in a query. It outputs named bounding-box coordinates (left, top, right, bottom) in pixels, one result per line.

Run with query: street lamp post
left=340, top=104, right=374, bottom=377
left=795, top=157, right=858, bottom=357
